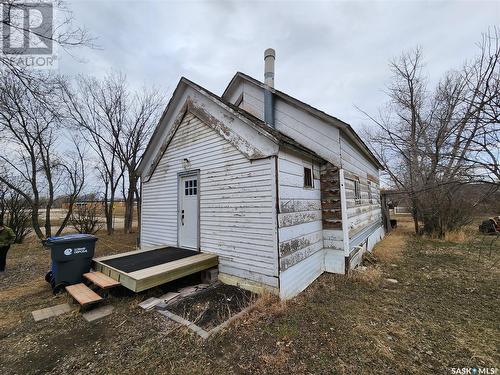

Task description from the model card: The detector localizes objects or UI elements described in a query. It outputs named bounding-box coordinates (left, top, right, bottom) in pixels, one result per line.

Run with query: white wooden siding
left=277, top=149, right=324, bottom=279
left=324, top=248, right=345, bottom=274
left=141, top=112, right=278, bottom=287
left=238, top=83, right=342, bottom=166
left=232, top=80, right=385, bottom=276
left=340, top=134, right=382, bottom=253
left=279, top=249, right=324, bottom=299
left=339, top=133, right=383, bottom=248
left=340, top=133, right=378, bottom=178
left=230, top=80, right=382, bottom=243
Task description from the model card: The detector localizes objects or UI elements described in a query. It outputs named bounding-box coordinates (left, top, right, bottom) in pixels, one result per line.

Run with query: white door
left=179, top=174, right=199, bottom=249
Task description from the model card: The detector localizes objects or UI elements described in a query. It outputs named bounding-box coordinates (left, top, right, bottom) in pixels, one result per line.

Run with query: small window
left=368, top=181, right=373, bottom=204
left=304, top=167, right=313, bottom=188
left=184, top=179, right=198, bottom=196
left=354, top=179, right=361, bottom=205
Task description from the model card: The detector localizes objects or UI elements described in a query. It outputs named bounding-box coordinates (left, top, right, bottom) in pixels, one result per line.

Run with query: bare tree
left=63, top=73, right=126, bottom=235
left=115, top=87, right=163, bottom=233
left=71, top=202, right=103, bottom=235
left=0, top=189, right=32, bottom=243
left=460, top=32, right=500, bottom=183
left=0, top=183, right=6, bottom=224
left=362, top=29, right=499, bottom=236
left=0, top=71, right=85, bottom=239
left=63, top=73, right=162, bottom=234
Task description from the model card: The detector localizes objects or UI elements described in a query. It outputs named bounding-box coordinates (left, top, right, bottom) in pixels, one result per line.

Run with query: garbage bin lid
left=44, top=234, right=98, bottom=245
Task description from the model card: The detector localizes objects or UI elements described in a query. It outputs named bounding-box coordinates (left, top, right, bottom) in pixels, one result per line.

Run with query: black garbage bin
left=43, top=234, right=98, bottom=293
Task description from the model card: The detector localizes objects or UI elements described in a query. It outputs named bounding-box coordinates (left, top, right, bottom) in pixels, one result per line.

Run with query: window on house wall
left=368, top=181, right=373, bottom=204
left=354, top=179, right=361, bottom=205
left=304, top=167, right=313, bottom=188
left=184, top=179, right=198, bottom=196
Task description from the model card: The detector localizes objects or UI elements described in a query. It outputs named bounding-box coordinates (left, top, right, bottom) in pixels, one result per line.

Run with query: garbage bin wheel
left=52, top=281, right=69, bottom=295
left=45, top=271, right=53, bottom=283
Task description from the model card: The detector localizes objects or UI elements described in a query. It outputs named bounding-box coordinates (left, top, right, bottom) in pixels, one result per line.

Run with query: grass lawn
left=0, top=219, right=498, bottom=374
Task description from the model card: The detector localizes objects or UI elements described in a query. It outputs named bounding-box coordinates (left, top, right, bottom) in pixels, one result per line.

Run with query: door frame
left=177, top=170, right=201, bottom=250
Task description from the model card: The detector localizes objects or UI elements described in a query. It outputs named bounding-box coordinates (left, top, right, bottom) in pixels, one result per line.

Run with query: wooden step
left=65, top=283, right=103, bottom=306
left=83, top=271, right=120, bottom=289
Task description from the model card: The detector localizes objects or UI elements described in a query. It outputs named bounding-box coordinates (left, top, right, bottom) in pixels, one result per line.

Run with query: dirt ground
left=168, top=284, right=256, bottom=330
left=1, top=219, right=498, bottom=374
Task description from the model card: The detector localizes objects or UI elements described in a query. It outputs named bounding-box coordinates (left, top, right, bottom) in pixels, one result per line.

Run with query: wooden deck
left=92, top=248, right=218, bottom=292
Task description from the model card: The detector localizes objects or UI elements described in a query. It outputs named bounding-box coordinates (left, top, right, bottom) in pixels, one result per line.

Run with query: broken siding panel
left=277, top=149, right=323, bottom=272
left=141, top=112, right=277, bottom=286
left=339, top=133, right=383, bottom=244
left=348, top=224, right=385, bottom=269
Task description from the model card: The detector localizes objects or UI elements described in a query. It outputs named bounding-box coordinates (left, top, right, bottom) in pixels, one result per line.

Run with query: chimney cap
left=264, top=48, right=275, bottom=59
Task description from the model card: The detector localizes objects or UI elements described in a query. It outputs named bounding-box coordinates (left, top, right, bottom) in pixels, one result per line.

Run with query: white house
left=137, top=49, right=385, bottom=299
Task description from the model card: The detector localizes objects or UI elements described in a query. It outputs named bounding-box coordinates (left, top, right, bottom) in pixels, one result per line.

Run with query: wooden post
left=338, top=169, right=350, bottom=273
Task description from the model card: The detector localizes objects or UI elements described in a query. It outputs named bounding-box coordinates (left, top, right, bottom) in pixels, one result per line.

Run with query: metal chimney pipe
left=264, top=48, right=275, bottom=127
left=264, top=48, right=275, bottom=87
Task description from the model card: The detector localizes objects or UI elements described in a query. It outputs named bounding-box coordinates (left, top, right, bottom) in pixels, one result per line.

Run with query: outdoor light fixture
left=182, top=158, right=191, bottom=169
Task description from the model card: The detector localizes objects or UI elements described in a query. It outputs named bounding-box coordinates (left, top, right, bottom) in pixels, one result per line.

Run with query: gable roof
left=222, top=72, right=384, bottom=170
left=137, top=77, right=323, bottom=177
left=185, top=78, right=323, bottom=161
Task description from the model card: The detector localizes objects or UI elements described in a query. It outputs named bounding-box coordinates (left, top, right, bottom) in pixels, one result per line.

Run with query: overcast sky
left=60, top=0, right=499, bottom=132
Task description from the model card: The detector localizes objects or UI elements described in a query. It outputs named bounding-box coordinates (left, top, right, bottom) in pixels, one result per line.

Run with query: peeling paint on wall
left=188, top=101, right=267, bottom=160
left=280, top=199, right=321, bottom=213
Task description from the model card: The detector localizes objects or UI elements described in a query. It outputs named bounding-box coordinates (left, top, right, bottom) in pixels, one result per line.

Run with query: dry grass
left=350, top=265, right=383, bottom=284
left=372, top=230, right=407, bottom=263
left=443, top=225, right=478, bottom=243
left=252, top=291, right=286, bottom=314
left=443, top=229, right=469, bottom=243
left=1, top=218, right=499, bottom=374
left=258, top=345, right=291, bottom=367
left=238, top=291, right=287, bottom=326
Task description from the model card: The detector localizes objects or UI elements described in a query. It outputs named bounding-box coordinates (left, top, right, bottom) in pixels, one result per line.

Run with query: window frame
left=303, top=166, right=313, bottom=189
left=184, top=178, right=198, bottom=196
left=354, top=178, right=361, bottom=205
left=368, top=180, right=373, bottom=204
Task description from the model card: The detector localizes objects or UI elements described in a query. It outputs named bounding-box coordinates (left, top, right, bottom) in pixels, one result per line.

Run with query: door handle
left=181, top=210, right=185, bottom=225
